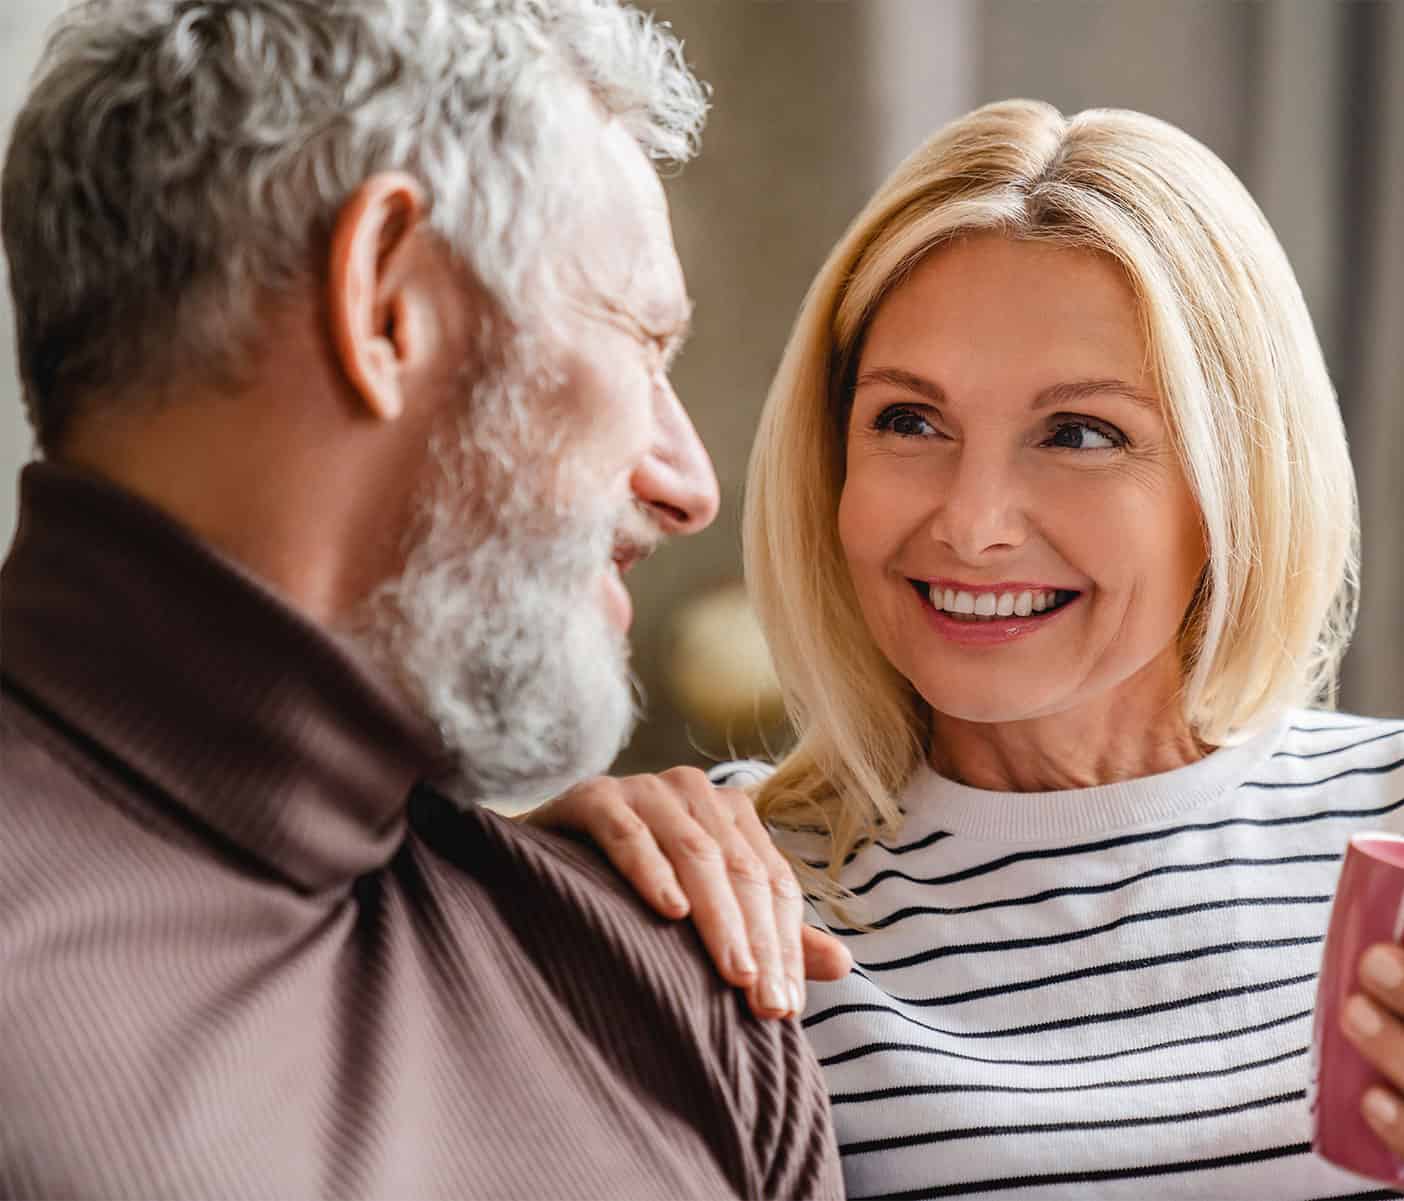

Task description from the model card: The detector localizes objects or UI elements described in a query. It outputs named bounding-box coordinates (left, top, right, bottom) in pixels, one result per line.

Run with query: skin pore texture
left=60, top=92, right=718, bottom=808
left=839, top=233, right=1209, bottom=793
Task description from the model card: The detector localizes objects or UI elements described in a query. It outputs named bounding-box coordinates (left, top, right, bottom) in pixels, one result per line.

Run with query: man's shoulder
left=3, top=684, right=88, bottom=799
left=483, top=798, right=679, bottom=914
left=1, top=685, right=116, bottom=865
left=405, top=786, right=844, bottom=1199
left=410, top=785, right=723, bottom=987
left=0, top=684, right=243, bottom=952
left=1, top=683, right=196, bottom=856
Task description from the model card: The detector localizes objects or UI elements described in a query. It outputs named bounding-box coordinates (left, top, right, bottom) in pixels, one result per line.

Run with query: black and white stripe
left=716, top=712, right=1404, bottom=1199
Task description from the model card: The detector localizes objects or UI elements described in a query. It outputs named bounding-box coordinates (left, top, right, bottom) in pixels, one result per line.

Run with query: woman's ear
left=327, top=172, right=429, bottom=422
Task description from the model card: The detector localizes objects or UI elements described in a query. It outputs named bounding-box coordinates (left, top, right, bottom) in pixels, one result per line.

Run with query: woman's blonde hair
left=745, top=99, right=1359, bottom=895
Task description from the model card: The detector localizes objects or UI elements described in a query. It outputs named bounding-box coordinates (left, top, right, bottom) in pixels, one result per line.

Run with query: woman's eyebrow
left=853, top=367, right=945, bottom=402
left=1033, top=378, right=1159, bottom=409
left=856, top=367, right=1157, bottom=411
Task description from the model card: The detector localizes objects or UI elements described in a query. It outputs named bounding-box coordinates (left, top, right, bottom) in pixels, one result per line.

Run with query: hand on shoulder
left=524, top=765, right=851, bottom=1019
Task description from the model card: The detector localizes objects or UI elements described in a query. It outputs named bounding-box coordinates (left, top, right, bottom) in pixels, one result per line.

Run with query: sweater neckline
left=897, top=717, right=1290, bottom=843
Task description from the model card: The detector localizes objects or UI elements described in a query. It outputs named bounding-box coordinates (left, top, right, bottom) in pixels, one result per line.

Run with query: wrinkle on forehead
left=555, top=115, right=688, bottom=336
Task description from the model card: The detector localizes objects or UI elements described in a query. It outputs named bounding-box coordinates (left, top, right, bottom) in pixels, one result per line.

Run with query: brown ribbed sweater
left=0, top=463, right=843, bottom=1201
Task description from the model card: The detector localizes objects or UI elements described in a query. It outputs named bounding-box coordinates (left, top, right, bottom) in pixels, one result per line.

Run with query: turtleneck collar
left=1, top=462, right=449, bottom=893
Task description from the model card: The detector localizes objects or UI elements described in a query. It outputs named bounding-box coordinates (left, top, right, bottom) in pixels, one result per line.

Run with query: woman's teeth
left=927, top=586, right=1074, bottom=621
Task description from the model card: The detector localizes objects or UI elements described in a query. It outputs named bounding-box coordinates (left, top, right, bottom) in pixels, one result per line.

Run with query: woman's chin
left=914, top=680, right=1069, bottom=728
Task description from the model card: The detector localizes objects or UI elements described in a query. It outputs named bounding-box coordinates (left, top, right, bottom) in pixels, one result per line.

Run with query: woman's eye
left=1044, top=420, right=1124, bottom=450
left=874, top=406, right=937, bottom=438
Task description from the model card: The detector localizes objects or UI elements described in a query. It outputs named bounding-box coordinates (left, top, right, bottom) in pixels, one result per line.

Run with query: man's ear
left=328, top=172, right=429, bottom=422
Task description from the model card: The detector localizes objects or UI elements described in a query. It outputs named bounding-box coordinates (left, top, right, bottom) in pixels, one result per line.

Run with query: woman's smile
left=908, top=577, right=1082, bottom=644
left=839, top=233, right=1206, bottom=728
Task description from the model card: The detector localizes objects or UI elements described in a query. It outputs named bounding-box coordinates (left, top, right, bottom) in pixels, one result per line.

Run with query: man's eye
left=1044, top=420, right=1124, bottom=450
left=874, top=406, right=937, bottom=438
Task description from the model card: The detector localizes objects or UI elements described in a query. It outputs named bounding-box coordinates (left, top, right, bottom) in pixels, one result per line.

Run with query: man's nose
left=929, top=447, right=1027, bottom=561
left=631, top=385, right=720, bottom=536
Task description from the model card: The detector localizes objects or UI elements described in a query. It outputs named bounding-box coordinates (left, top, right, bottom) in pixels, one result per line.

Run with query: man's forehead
left=632, top=255, right=691, bottom=332
left=547, top=103, right=687, bottom=328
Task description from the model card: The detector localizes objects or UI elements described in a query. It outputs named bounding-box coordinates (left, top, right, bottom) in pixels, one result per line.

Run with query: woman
left=533, top=99, right=1404, bottom=1198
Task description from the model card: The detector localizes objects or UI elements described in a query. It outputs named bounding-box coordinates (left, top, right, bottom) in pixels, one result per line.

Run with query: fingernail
left=1363, top=946, right=1404, bottom=990
left=659, top=887, right=688, bottom=915
left=789, top=980, right=806, bottom=1015
left=728, top=946, right=757, bottom=981
left=1365, top=1088, right=1399, bottom=1127
left=1346, top=994, right=1385, bottom=1039
left=760, top=975, right=789, bottom=1013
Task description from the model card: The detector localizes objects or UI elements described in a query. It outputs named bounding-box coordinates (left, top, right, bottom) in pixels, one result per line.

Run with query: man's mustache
left=612, top=504, right=663, bottom=574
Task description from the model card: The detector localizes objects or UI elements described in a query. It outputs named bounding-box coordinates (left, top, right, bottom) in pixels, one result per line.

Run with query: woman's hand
left=524, top=767, right=853, bottom=1020
left=1342, top=943, right=1404, bottom=1148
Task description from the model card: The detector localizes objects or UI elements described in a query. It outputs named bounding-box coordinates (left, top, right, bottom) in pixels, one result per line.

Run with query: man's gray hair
left=1, top=0, right=708, bottom=451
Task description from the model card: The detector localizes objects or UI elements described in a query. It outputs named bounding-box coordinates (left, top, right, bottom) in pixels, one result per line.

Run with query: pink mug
left=1311, top=832, right=1404, bottom=1183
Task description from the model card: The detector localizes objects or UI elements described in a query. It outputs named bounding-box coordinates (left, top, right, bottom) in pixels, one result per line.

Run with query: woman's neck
left=928, top=660, right=1209, bottom=793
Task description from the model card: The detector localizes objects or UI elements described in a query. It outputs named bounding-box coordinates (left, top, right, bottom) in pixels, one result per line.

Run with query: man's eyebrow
left=655, top=298, right=694, bottom=344
left=596, top=294, right=692, bottom=344
left=854, top=367, right=1157, bottom=410
left=655, top=300, right=694, bottom=365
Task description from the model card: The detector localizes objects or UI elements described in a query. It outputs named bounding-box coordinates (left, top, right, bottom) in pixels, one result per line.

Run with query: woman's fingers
left=523, top=777, right=690, bottom=918
left=525, top=767, right=834, bottom=1020
left=724, top=790, right=853, bottom=991
left=725, top=792, right=807, bottom=1017
left=802, top=925, right=854, bottom=981
left=1358, top=944, right=1404, bottom=1013
left=647, top=770, right=767, bottom=994
left=661, top=769, right=790, bottom=1016
left=711, top=824, right=790, bottom=1016
left=1343, top=943, right=1404, bottom=1150
left=556, top=770, right=763, bottom=993
left=1361, top=1085, right=1404, bottom=1156
left=1343, top=991, right=1404, bottom=1093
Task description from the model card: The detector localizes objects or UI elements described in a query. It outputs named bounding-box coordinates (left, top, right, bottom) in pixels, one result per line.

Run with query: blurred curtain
left=1332, top=3, right=1404, bottom=716
left=1252, top=0, right=1404, bottom=716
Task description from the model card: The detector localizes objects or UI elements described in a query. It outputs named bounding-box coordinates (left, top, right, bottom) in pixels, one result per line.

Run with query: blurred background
left=2, top=1, right=1401, bottom=776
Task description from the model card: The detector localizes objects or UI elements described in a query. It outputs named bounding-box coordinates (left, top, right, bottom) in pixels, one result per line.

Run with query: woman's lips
left=911, top=579, right=1081, bottom=645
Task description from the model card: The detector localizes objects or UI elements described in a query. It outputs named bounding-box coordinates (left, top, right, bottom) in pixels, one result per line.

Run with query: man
left=0, top=1, right=842, bottom=1197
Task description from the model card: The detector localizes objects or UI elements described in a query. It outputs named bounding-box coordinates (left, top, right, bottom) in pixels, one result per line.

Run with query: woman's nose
left=631, top=385, right=720, bottom=536
left=928, top=449, right=1028, bottom=561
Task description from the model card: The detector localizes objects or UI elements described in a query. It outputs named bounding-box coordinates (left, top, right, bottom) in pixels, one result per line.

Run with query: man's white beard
left=358, top=364, right=640, bottom=809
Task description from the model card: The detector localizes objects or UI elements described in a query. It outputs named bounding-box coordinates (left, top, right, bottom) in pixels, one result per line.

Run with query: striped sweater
left=716, top=711, right=1404, bottom=1200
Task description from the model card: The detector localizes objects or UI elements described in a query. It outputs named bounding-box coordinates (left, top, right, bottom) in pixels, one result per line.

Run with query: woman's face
left=838, top=234, right=1207, bottom=727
